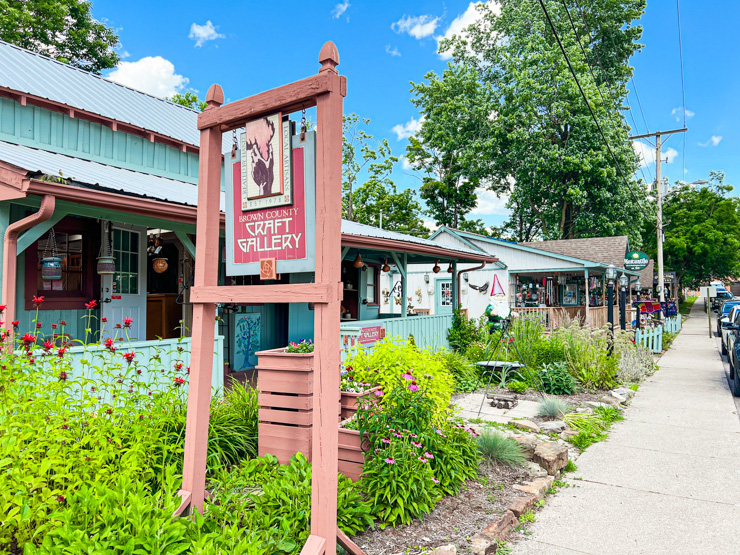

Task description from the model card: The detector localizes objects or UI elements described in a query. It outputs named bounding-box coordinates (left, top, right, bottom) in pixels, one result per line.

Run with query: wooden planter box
left=340, top=385, right=380, bottom=420
left=338, top=422, right=370, bottom=482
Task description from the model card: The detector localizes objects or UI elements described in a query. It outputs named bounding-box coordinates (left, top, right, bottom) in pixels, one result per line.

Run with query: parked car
left=712, top=289, right=734, bottom=311
left=720, top=305, right=740, bottom=355
left=717, top=301, right=740, bottom=338
left=726, top=325, right=740, bottom=396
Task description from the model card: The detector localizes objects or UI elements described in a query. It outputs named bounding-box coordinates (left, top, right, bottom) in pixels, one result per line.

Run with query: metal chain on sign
left=231, top=128, right=238, bottom=159
left=300, top=108, right=307, bottom=141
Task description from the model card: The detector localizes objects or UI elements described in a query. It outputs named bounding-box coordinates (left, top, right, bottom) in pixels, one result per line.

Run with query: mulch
left=350, top=460, right=532, bottom=555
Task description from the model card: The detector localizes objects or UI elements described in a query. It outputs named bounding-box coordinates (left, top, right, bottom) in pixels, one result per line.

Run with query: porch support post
left=0, top=203, right=8, bottom=303
left=174, top=230, right=196, bottom=259
left=452, top=261, right=458, bottom=311
left=584, top=269, right=590, bottom=327
left=340, top=246, right=350, bottom=261
left=401, top=253, right=408, bottom=317
left=179, top=87, right=223, bottom=516
left=390, top=252, right=405, bottom=316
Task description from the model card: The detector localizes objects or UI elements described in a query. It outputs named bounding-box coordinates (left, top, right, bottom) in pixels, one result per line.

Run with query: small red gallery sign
left=231, top=153, right=306, bottom=264
left=358, top=326, right=385, bottom=345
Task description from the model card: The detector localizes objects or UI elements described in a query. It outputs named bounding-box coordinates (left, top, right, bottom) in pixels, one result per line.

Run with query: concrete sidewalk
left=511, top=299, right=740, bottom=554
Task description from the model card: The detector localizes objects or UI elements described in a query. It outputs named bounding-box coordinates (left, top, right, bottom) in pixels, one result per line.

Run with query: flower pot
left=40, top=256, right=63, bottom=281
left=97, top=255, right=116, bottom=276
left=340, top=385, right=380, bottom=420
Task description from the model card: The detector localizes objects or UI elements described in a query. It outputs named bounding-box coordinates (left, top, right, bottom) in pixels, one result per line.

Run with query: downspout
left=456, top=260, right=490, bottom=312
left=2, top=195, right=56, bottom=334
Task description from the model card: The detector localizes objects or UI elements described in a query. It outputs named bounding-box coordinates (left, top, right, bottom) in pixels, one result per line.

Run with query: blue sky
left=94, top=0, right=738, bottom=229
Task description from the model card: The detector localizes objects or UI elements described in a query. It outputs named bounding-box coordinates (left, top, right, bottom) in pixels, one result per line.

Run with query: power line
left=676, top=0, right=687, bottom=177
left=537, top=0, right=654, bottom=222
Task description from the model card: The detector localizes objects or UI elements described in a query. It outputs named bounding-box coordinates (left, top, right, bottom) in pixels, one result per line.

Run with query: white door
left=101, top=225, right=147, bottom=340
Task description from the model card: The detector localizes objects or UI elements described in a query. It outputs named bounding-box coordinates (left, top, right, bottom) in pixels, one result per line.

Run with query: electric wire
left=538, top=0, right=654, bottom=222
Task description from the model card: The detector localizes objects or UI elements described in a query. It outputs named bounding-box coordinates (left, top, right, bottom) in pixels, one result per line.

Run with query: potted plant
left=340, top=365, right=380, bottom=420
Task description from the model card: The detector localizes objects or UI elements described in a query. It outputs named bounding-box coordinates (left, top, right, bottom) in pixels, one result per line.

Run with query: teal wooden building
left=0, top=41, right=495, bottom=386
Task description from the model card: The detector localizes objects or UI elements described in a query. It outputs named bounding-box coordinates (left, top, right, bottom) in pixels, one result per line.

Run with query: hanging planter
left=97, top=221, right=115, bottom=275
left=40, top=228, right=62, bottom=281
left=152, top=258, right=168, bottom=273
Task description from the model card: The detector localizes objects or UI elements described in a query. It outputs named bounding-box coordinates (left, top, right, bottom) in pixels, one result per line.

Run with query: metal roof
left=341, top=220, right=489, bottom=259
left=0, top=40, right=230, bottom=152
left=0, top=140, right=225, bottom=210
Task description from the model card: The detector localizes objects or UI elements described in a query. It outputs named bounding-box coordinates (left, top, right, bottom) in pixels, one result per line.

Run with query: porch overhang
left=340, top=233, right=497, bottom=265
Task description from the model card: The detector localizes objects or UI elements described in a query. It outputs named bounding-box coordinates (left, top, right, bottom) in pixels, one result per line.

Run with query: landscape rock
left=508, top=494, right=535, bottom=517
left=609, top=391, right=628, bottom=403
left=585, top=401, right=612, bottom=410
left=599, top=395, right=621, bottom=408
left=559, top=430, right=579, bottom=440
left=524, top=460, right=548, bottom=477
left=428, top=545, right=457, bottom=555
left=512, top=435, right=539, bottom=460
left=612, top=387, right=635, bottom=399
left=575, top=407, right=594, bottom=414
left=533, top=441, right=569, bottom=475
left=482, top=510, right=518, bottom=540
left=513, top=475, right=554, bottom=500
left=540, top=420, right=566, bottom=433
left=470, top=533, right=496, bottom=555
left=512, top=419, right=540, bottom=433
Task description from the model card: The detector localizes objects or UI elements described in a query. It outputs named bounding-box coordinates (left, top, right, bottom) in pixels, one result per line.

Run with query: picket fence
left=634, top=325, right=663, bottom=354
left=663, top=315, right=682, bottom=333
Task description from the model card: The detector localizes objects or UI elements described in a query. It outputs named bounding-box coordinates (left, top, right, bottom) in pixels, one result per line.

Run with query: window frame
left=365, top=264, right=380, bottom=307
left=24, top=216, right=99, bottom=311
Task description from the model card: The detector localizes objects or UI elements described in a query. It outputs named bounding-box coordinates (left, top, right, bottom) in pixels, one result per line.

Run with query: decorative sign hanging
left=225, top=128, right=316, bottom=277
left=624, top=250, right=649, bottom=271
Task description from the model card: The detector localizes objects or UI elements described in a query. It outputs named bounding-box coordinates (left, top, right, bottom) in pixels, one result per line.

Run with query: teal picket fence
left=635, top=325, right=663, bottom=354
left=664, top=315, right=682, bottom=333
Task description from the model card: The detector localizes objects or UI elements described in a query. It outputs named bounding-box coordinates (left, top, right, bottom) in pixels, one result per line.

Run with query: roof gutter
left=456, top=260, right=489, bottom=312
left=2, top=194, right=55, bottom=334
left=341, top=233, right=498, bottom=265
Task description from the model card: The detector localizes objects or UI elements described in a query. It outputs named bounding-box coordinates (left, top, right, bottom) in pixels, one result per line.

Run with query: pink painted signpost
left=176, top=42, right=349, bottom=555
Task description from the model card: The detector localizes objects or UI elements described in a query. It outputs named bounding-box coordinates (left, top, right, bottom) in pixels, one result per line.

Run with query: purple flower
left=409, top=383, right=419, bottom=392
left=402, top=372, right=414, bottom=381
left=410, top=433, right=418, bottom=438
left=435, top=429, right=446, bottom=437
left=393, top=432, right=404, bottom=438
left=418, top=456, right=429, bottom=463
left=384, top=457, right=396, bottom=464
left=424, top=452, right=434, bottom=459
left=374, top=389, right=384, bottom=397
left=432, top=477, right=440, bottom=484
left=381, top=438, right=391, bottom=444
left=412, top=441, right=422, bottom=448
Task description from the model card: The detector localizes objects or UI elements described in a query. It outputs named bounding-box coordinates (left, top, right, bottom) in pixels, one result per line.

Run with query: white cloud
left=424, top=220, right=439, bottom=232
left=385, top=44, right=401, bottom=57
left=392, top=14, right=440, bottom=39
left=332, top=0, right=350, bottom=19
left=471, top=188, right=511, bottom=216
left=437, top=1, right=500, bottom=60
left=671, top=106, right=694, bottom=122
left=698, top=135, right=722, bottom=147
left=632, top=141, right=678, bottom=167
left=188, top=21, right=224, bottom=48
left=392, top=116, right=424, bottom=140
left=107, top=57, right=188, bottom=98
left=399, top=156, right=414, bottom=170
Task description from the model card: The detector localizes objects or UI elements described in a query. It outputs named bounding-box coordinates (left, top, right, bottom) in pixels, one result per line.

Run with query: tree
left=643, top=172, right=740, bottom=290
left=0, top=0, right=120, bottom=73
left=168, top=92, right=207, bottom=112
left=342, top=113, right=428, bottom=236
left=430, top=0, right=647, bottom=241
left=406, top=64, right=491, bottom=230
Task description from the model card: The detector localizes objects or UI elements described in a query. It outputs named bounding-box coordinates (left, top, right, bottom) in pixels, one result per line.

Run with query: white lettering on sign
left=234, top=207, right=305, bottom=254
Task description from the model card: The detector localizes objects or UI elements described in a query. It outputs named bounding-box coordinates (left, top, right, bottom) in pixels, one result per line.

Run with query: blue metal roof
left=0, top=40, right=230, bottom=151
left=0, top=140, right=225, bottom=210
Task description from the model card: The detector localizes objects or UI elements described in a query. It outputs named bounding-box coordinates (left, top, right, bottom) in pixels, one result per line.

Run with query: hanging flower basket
left=41, top=256, right=63, bottom=281
left=97, top=221, right=115, bottom=275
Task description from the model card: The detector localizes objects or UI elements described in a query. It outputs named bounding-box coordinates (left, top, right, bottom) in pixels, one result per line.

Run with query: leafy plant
left=447, top=310, right=489, bottom=353
left=594, top=406, right=625, bottom=425
left=563, top=412, right=608, bottom=435
left=506, top=380, right=528, bottom=394
left=539, top=362, right=576, bottom=395
left=476, top=430, right=526, bottom=467
left=567, top=431, right=605, bottom=451
left=285, top=339, right=314, bottom=353
left=438, top=349, right=480, bottom=393
left=536, top=397, right=570, bottom=419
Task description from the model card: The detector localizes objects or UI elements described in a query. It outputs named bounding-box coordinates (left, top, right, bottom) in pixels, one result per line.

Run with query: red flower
left=21, top=333, right=36, bottom=345
left=85, top=300, right=98, bottom=309
left=101, top=317, right=107, bottom=323
left=0, top=305, right=5, bottom=313
left=115, top=323, right=122, bottom=329
left=105, top=408, right=112, bottom=415
left=36, top=322, right=42, bottom=329
left=59, top=320, right=67, bottom=326
left=174, top=362, right=184, bottom=372
left=60, top=424, right=69, bottom=430
left=123, top=352, right=135, bottom=364
left=104, top=338, right=115, bottom=350
left=123, top=317, right=133, bottom=328
left=11, top=321, right=19, bottom=328
left=57, top=348, right=67, bottom=358
left=59, top=371, right=67, bottom=380
left=174, top=376, right=186, bottom=387
left=43, top=340, right=53, bottom=351
left=51, top=323, right=57, bottom=329
left=32, top=296, right=44, bottom=306
left=56, top=495, right=66, bottom=504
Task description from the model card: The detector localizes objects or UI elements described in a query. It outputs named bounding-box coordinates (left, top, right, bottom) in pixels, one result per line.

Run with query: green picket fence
left=664, top=315, right=682, bottom=333
left=635, top=325, right=663, bottom=354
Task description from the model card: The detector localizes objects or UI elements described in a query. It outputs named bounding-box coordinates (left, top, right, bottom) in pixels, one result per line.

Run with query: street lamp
left=605, top=262, right=617, bottom=355
left=619, top=273, right=629, bottom=330
left=634, top=278, right=642, bottom=330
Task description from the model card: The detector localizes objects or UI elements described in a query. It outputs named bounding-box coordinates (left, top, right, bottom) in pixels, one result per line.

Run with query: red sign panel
left=358, top=326, right=385, bottom=345
left=231, top=148, right=307, bottom=265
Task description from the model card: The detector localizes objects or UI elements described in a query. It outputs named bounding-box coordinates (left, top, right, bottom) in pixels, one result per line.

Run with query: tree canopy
left=412, top=0, right=648, bottom=241
left=0, top=0, right=120, bottom=73
left=643, top=172, right=740, bottom=289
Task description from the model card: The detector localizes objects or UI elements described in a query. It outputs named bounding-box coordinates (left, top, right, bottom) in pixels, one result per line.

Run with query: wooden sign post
left=175, top=42, right=346, bottom=555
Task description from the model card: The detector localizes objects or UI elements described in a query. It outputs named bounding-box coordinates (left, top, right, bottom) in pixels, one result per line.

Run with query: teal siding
left=340, top=314, right=453, bottom=353
left=288, top=273, right=315, bottom=343
left=0, top=99, right=199, bottom=183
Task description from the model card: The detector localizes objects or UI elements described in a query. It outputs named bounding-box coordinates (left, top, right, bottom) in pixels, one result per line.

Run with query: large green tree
left=343, top=113, right=428, bottom=237
left=643, top=172, right=740, bottom=290
left=421, top=0, right=648, bottom=241
left=0, top=0, right=120, bottom=73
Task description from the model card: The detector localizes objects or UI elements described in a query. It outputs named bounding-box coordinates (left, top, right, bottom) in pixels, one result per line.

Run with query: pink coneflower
left=435, top=429, right=446, bottom=437
left=393, top=432, right=404, bottom=438
left=424, top=452, right=434, bottom=459
left=412, top=441, right=422, bottom=448
left=410, top=433, right=418, bottom=438
left=402, top=372, right=414, bottom=381
left=384, top=457, right=396, bottom=464
left=409, top=381, right=419, bottom=392
left=374, top=389, right=384, bottom=397
left=432, top=477, right=440, bottom=484
left=381, top=438, right=391, bottom=444
left=418, top=456, right=429, bottom=463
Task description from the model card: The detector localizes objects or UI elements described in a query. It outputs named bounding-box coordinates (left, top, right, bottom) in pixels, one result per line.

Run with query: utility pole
left=629, top=127, right=687, bottom=318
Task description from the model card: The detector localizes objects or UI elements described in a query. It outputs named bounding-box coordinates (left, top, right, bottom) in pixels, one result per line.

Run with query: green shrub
left=567, top=430, right=606, bottom=451
left=464, top=340, right=490, bottom=363
left=537, top=397, right=570, bottom=418
left=594, top=406, right=625, bottom=424
left=507, top=380, right=528, bottom=394
left=348, top=337, right=454, bottom=414
left=448, top=310, right=489, bottom=353
left=563, top=412, right=608, bottom=435
left=554, top=322, right=617, bottom=390
left=476, top=431, right=526, bottom=467
left=438, top=350, right=479, bottom=393
left=540, top=362, right=576, bottom=395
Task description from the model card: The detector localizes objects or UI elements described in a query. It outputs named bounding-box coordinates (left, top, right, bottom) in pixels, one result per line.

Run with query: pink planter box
left=340, top=385, right=380, bottom=420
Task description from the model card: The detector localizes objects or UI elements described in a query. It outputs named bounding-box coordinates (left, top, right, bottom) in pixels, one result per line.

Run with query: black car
left=726, top=325, right=740, bottom=396
left=716, top=300, right=740, bottom=338
left=712, top=289, right=734, bottom=311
